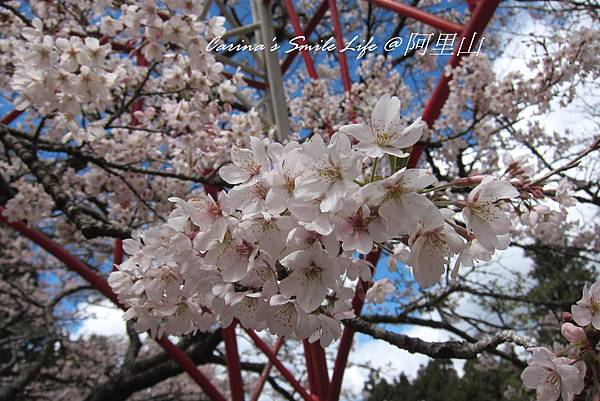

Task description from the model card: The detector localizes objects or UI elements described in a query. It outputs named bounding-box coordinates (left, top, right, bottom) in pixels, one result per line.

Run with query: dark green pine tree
left=523, top=242, right=598, bottom=344
left=364, top=358, right=529, bottom=401
left=364, top=359, right=462, bottom=401
left=363, top=372, right=415, bottom=401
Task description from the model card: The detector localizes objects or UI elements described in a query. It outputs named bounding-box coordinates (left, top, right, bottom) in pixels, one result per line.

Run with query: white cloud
left=72, top=301, right=128, bottom=339
left=343, top=325, right=464, bottom=398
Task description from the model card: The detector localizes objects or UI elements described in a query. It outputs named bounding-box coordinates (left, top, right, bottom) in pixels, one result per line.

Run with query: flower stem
left=370, top=157, right=379, bottom=182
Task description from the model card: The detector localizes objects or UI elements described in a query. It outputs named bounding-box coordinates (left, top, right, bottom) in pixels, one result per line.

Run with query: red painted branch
left=328, top=250, right=380, bottom=401
left=157, top=337, right=228, bottom=401
left=308, top=342, right=329, bottom=400
left=406, top=0, right=500, bottom=169
left=244, top=329, right=314, bottom=401
left=113, top=237, right=123, bottom=264
left=370, top=0, right=464, bottom=34
left=327, top=329, right=353, bottom=401
left=0, top=213, right=123, bottom=306
left=0, top=211, right=228, bottom=401
left=283, top=0, right=319, bottom=79
left=249, top=338, right=284, bottom=401
left=224, top=323, right=246, bottom=401
left=327, top=0, right=352, bottom=93
left=303, top=340, right=319, bottom=396
left=466, top=0, right=478, bottom=11
left=281, top=0, right=329, bottom=75
left=1, top=109, right=23, bottom=125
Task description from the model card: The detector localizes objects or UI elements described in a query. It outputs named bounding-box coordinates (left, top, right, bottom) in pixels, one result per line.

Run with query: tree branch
left=1, top=125, right=130, bottom=239
left=344, top=317, right=534, bottom=359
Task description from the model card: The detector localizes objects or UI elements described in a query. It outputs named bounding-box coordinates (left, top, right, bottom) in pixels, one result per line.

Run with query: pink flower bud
left=133, top=110, right=144, bottom=120
left=561, top=323, right=586, bottom=344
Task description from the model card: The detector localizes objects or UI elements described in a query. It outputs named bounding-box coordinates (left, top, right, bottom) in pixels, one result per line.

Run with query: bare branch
left=344, top=317, right=534, bottom=359
left=1, top=125, right=131, bottom=239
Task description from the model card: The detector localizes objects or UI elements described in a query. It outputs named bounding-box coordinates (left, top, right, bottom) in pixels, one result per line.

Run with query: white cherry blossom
left=238, top=212, right=294, bottom=259
left=219, top=137, right=268, bottom=185
left=366, top=278, right=396, bottom=304
left=362, top=168, right=437, bottom=235
left=407, top=207, right=465, bottom=288
left=278, top=244, right=339, bottom=312
left=294, top=133, right=361, bottom=213
left=257, top=295, right=306, bottom=337
left=340, top=94, right=425, bottom=158
left=571, top=280, right=600, bottom=330
left=304, top=314, right=342, bottom=347
left=332, top=203, right=376, bottom=254
left=226, top=178, right=271, bottom=214
left=463, top=177, right=519, bottom=249
left=451, top=234, right=509, bottom=280
left=521, top=347, right=586, bottom=401
left=265, top=142, right=303, bottom=212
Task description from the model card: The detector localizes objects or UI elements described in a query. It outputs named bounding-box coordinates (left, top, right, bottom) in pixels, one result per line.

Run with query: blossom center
left=348, top=210, right=369, bottom=233
left=249, top=161, right=261, bottom=176
left=375, top=131, right=391, bottom=146
left=252, top=183, right=268, bottom=199
left=207, top=201, right=222, bottom=220
left=175, top=302, right=188, bottom=316
left=303, top=264, right=323, bottom=284
left=538, top=369, right=560, bottom=394
left=161, top=271, right=177, bottom=283
left=386, top=184, right=409, bottom=200
left=318, top=166, right=342, bottom=183
left=302, top=232, right=321, bottom=247
left=470, top=200, right=495, bottom=218
left=235, top=241, right=253, bottom=257
left=284, top=175, right=296, bottom=194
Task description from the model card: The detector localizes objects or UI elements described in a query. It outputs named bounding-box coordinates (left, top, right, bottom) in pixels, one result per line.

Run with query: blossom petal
left=521, top=365, right=545, bottom=389
left=220, top=165, right=251, bottom=184
left=250, top=136, right=266, bottom=162
left=296, top=279, right=326, bottom=312
left=477, top=179, right=519, bottom=201
left=571, top=304, right=592, bottom=326
left=371, top=94, right=391, bottom=133
left=467, top=214, right=498, bottom=249
left=355, top=141, right=386, bottom=158
left=231, top=145, right=256, bottom=170
left=592, top=311, right=600, bottom=330
left=400, top=169, right=437, bottom=189
left=536, top=379, right=561, bottom=401
left=339, top=123, right=374, bottom=142
left=391, top=118, right=424, bottom=148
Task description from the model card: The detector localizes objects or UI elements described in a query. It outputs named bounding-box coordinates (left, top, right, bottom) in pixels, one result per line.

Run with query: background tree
left=364, top=357, right=529, bottom=401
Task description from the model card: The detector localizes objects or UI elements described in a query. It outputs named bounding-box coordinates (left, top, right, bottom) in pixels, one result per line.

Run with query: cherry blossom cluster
left=521, top=280, right=600, bottom=401
left=11, top=18, right=114, bottom=115
left=108, top=94, right=554, bottom=344
left=1, top=176, right=53, bottom=225
left=3, top=0, right=269, bottom=232
left=288, top=34, right=599, bottom=251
